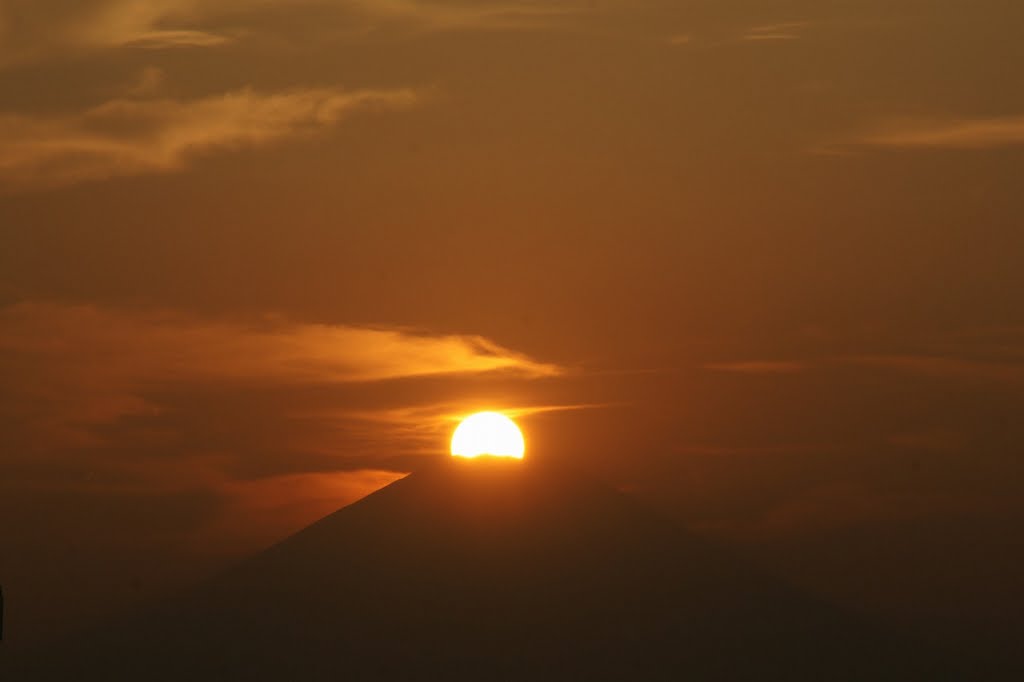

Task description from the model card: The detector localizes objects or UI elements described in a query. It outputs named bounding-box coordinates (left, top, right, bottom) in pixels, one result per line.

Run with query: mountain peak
left=12, top=459, right=948, bottom=680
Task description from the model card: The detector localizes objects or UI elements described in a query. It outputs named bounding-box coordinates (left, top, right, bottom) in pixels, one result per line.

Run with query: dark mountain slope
left=9, top=459, right=952, bottom=680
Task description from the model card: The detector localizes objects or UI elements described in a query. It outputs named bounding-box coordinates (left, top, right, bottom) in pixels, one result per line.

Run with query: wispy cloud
left=0, top=301, right=558, bottom=404
left=120, top=28, right=233, bottom=49
left=667, top=20, right=812, bottom=49
left=0, top=0, right=581, bottom=65
left=852, top=115, right=1024, bottom=150
left=303, top=400, right=608, bottom=463
left=346, top=0, right=577, bottom=32
left=0, top=86, right=418, bottom=190
left=73, top=0, right=230, bottom=48
left=0, top=301, right=567, bottom=569
left=0, top=302, right=560, bottom=447
left=0, top=0, right=234, bottom=64
left=741, top=21, right=810, bottom=42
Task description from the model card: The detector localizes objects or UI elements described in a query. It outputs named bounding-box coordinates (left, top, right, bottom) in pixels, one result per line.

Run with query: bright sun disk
left=450, top=412, right=525, bottom=459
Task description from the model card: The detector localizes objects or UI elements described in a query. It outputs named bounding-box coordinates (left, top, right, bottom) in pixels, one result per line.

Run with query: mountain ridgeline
left=9, top=459, right=954, bottom=680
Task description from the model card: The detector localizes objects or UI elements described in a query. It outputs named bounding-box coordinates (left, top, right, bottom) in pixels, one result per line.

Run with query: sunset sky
left=1, top=0, right=1022, bottom=665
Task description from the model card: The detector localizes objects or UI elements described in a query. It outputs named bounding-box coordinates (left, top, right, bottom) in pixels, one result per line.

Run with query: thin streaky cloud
left=0, top=302, right=562, bottom=449
left=121, top=29, right=233, bottom=48
left=0, top=0, right=585, bottom=66
left=854, top=115, right=1024, bottom=150
left=347, top=0, right=580, bottom=31
left=332, top=402, right=613, bottom=427
left=0, top=86, right=418, bottom=190
left=0, top=302, right=561, bottom=387
left=741, top=21, right=810, bottom=42
left=49, top=0, right=232, bottom=53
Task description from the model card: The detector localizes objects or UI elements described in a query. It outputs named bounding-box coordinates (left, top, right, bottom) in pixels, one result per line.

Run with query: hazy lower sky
left=1, top=0, right=1022, bottom=662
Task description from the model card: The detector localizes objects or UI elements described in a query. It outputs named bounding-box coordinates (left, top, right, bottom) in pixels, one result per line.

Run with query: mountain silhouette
left=9, top=459, right=952, bottom=680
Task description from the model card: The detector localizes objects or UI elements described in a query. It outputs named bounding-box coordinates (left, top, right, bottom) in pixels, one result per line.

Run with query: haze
left=1, top=0, right=1022, bottom=674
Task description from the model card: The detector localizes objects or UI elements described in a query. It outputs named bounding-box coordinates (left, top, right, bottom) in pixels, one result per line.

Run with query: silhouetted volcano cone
left=12, top=460, right=947, bottom=680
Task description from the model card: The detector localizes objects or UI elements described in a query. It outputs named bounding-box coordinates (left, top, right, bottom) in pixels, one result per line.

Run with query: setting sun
left=450, top=412, right=525, bottom=459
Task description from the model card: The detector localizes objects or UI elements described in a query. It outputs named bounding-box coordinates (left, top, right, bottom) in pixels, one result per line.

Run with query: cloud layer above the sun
left=0, top=301, right=559, bottom=442
left=0, top=300, right=570, bottom=570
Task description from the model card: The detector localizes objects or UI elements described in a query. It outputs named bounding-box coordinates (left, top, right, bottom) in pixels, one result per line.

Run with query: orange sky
left=1, top=0, right=1022, bottom=665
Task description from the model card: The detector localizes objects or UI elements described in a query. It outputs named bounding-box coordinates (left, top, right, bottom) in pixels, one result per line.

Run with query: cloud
left=0, top=301, right=561, bottom=425
left=345, top=0, right=577, bottom=31
left=0, top=86, right=418, bottom=190
left=0, top=0, right=230, bottom=64
left=0, top=302, right=561, bottom=449
left=667, top=20, right=812, bottom=49
left=313, top=400, right=610, bottom=457
left=741, top=21, right=810, bottom=42
left=0, top=300, right=587, bottom=526
left=72, top=0, right=227, bottom=48
left=0, top=301, right=568, bottom=590
left=0, top=0, right=580, bottom=65
left=120, top=28, right=233, bottom=48
left=848, top=115, right=1024, bottom=150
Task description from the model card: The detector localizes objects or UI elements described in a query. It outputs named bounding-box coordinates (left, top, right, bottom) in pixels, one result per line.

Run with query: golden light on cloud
left=0, top=303, right=561, bottom=450
left=450, top=412, right=525, bottom=459
left=0, top=87, right=419, bottom=191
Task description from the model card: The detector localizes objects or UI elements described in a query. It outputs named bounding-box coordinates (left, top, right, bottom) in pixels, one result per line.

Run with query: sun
left=450, top=412, right=525, bottom=459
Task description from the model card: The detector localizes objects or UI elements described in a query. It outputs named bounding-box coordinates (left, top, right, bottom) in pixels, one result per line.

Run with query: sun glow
left=450, top=412, right=525, bottom=459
